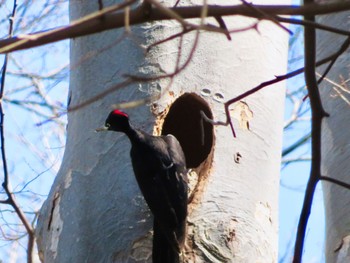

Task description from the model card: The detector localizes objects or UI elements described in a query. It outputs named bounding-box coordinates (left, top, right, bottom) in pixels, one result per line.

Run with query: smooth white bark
left=36, top=0, right=289, bottom=262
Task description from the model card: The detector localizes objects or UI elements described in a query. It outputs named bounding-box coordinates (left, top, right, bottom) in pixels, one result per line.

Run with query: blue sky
left=279, top=21, right=324, bottom=262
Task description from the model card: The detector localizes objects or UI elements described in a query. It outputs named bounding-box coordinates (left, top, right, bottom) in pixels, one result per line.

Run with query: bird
left=96, top=109, right=188, bottom=263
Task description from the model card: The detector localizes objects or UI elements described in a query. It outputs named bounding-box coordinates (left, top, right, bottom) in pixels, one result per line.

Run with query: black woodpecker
left=97, top=109, right=188, bottom=263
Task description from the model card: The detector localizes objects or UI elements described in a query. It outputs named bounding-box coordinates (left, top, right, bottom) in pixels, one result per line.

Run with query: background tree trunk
left=36, top=0, right=290, bottom=262
left=316, top=4, right=350, bottom=263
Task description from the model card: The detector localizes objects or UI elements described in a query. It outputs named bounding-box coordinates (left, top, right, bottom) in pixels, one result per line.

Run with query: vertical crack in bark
left=47, top=192, right=60, bottom=231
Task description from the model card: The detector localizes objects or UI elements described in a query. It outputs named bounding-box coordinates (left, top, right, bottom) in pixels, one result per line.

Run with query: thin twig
left=320, top=176, right=350, bottom=191
left=37, top=78, right=133, bottom=126
left=98, top=0, right=103, bottom=10
left=317, top=36, right=350, bottom=84
left=277, top=16, right=350, bottom=36
left=241, top=0, right=292, bottom=34
left=282, top=157, right=311, bottom=166
left=200, top=111, right=228, bottom=127
left=146, top=27, right=194, bottom=52
left=220, top=34, right=349, bottom=137
left=196, top=38, right=350, bottom=138
left=127, top=22, right=202, bottom=81
left=282, top=132, right=311, bottom=157
left=0, top=0, right=138, bottom=53
left=214, top=16, right=231, bottom=40
left=0, top=2, right=35, bottom=263
left=68, top=79, right=133, bottom=112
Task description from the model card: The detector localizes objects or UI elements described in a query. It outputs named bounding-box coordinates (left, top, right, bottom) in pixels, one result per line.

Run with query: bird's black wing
left=130, top=132, right=188, bottom=256
left=155, top=135, right=188, bottom=249
left=161, top=134, right=188, bottom=225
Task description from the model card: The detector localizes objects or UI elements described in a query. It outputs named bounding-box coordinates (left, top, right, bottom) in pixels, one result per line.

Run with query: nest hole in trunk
left=161, top=93, right=214, bottom=169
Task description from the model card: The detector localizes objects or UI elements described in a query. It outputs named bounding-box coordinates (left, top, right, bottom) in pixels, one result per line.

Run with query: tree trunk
left=316, top=5, right=350, bottom=263
left=36, top=0, right=290, bottom=262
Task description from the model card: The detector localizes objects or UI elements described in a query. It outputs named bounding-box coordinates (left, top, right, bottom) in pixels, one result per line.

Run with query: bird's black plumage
left=99, top=110, right=188, bottom=263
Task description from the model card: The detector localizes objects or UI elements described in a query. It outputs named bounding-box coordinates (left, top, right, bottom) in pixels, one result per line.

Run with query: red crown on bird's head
left=112, top=109, right=128, bottom=118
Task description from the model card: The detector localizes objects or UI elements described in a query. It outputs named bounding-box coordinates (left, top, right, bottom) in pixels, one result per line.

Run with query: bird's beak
left=95, top=125, right=109, bottom=132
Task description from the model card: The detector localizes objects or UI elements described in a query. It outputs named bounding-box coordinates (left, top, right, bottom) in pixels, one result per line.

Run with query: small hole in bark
left=161, top=93, right=214, bottom=168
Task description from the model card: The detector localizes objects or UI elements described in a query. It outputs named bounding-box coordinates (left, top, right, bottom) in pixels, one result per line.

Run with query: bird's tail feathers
left=153, top=220, right=181, bottom=263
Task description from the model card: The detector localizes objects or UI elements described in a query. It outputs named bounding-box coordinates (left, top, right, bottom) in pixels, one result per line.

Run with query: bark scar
left=47, top=192, right=60, bottom=231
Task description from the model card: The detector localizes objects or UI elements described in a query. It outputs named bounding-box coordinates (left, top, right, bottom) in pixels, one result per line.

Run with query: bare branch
left=293, top=0, right=328, bottom=261
left=0, top=0, right=138, bottom=53
left=2, top=2, right=350, bottom=53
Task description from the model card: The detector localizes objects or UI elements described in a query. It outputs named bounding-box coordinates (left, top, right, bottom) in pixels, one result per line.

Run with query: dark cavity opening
left=161, top=93, right=214, bottom=168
